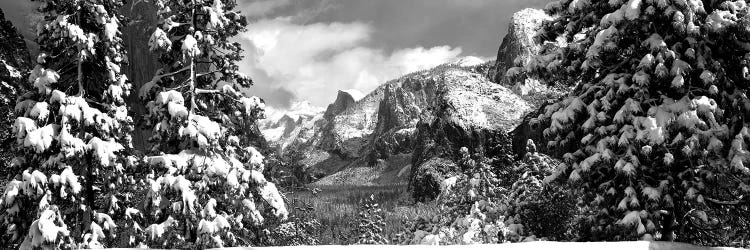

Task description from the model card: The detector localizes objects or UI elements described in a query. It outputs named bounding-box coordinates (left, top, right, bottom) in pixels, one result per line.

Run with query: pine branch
left=157, top=66, right=191, bottom=78
left=194, top=88, right=221, bottom=94
left=197, top=70, right=222, bottom=78
left=705, top=196, right=745, bottom=206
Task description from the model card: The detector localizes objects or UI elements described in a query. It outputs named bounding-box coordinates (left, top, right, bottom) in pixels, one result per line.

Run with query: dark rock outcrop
left=510, top=105, right=550, bottom=159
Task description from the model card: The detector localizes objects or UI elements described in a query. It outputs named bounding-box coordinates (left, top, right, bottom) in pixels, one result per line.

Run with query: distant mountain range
left=258, top=14, right=566, bottom=187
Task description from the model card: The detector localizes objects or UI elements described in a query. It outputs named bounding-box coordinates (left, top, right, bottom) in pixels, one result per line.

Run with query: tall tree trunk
left=121, top=1, right=159, bottom=152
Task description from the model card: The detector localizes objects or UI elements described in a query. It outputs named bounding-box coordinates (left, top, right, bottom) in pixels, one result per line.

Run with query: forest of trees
left=1, top=0, right=286, bottom=248
left=1, top=0, right=750, bottom=248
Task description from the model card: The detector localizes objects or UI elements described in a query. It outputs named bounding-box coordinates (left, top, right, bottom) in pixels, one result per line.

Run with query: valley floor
left=283, top=184, right=438, bottom=245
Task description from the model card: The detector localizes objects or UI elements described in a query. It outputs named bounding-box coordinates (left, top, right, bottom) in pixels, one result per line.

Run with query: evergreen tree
left=138, top=0, right=287, bottom=247
left=356, top=194, right=388, bottom=245
left=514, top=0, right=750, bottom=246
left=1, top=0, right=138, bottom=248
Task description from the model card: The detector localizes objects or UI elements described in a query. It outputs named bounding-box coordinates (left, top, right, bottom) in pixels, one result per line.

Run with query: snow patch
left=148, top=28, right=171, bottom=51
left=453, top=56, right=485, bottom=67
left=624, top=0, right=642, bottom=20
left=4, top=62, right=21, bottom=78
left=23, top=124, right=60, bottom=153
left=182, top=34, right=200, bottom=57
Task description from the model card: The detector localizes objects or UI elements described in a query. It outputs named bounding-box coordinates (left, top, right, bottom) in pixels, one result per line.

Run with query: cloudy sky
left=0, top=0, right=550, bottom=109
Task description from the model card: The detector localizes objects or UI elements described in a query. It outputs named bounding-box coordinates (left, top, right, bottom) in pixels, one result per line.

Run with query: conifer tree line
left=0, top=0, right=287, bottom=248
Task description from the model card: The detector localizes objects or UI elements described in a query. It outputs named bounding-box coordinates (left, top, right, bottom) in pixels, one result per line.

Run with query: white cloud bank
left=238, top=17, right=463, bottom=107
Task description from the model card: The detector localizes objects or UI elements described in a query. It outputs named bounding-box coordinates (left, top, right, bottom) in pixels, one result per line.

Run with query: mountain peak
left=340, top=89, right=364, bottom=102
left=324, top=90, right=361, bottom=120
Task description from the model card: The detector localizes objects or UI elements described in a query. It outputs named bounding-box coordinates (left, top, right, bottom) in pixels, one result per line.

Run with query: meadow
left=281, top=184, right=439, bottom=245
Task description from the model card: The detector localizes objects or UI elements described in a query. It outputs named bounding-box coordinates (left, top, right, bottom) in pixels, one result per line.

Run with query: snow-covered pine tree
left=514, top=0, right=750, bottom=245
left=403, top=147, right=512, bottom=245
left=1, top=0, right=138, bottom=248
left=356, top=194, right=388, bottom=245
left=138, top=0, right=287, bottom=248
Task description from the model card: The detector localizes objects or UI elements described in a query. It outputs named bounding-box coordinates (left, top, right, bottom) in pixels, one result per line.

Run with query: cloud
left=239, top=17, right=462, bottom=108
left=247, top=85, right=296, bottom=108
left=239, top=0, right=292, bottom=18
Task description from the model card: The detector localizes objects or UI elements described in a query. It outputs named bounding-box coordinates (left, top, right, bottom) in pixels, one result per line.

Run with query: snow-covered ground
left=215, top=241, right=741, bottom=250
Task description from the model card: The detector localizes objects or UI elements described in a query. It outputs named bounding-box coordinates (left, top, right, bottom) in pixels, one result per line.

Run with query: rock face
left=488, top=8, right=551, bottom=85
left=368, top=77, right=437, bottom=162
